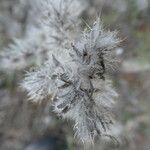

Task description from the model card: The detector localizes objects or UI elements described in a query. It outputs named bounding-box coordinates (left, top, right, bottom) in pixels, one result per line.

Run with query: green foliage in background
left=135, top=32, right=150, bottom=64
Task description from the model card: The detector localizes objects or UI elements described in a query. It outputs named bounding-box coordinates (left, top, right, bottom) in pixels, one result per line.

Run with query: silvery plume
left=0, top=27, right=50, bottom=70
left=21, top=50, right=73, bottom=102
left=53, top=19, right=120, bottom=143
left=0, top=0, right=86, bottom=71
left=22, top=18, right=120, bottom=144
left=37, top=0, right=87, bottom=48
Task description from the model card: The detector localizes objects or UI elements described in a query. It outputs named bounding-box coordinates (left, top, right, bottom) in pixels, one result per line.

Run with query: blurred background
left=0, top=0, right=149, bottom=149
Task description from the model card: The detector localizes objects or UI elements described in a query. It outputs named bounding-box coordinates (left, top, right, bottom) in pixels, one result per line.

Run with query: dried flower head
left=22, top=18, right=120, bottom=144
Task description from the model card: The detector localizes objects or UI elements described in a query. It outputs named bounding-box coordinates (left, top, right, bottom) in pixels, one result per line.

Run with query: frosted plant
left=0, top=0, right=86, bottom=71
left=22, top=18, right=120, bottom=144
left=36, top=0, right=87, bottom=48
left=0, top=27, right=50, bottom=70
left=22, top=50, right=75, bottom=102
left=22, top=60, right=56, bottom=102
